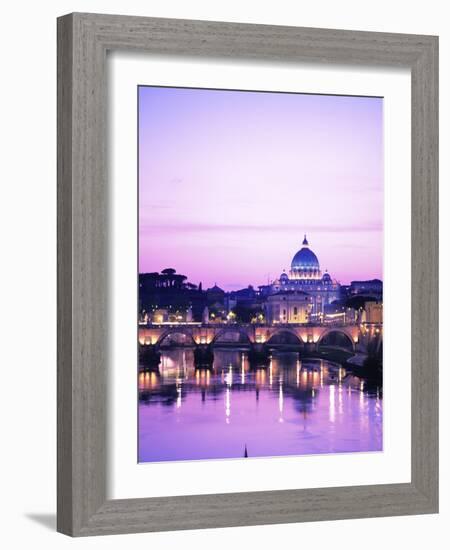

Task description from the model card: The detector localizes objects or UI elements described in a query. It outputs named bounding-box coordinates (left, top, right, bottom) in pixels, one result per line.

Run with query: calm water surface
left=138, top=349, right=382, bottom=462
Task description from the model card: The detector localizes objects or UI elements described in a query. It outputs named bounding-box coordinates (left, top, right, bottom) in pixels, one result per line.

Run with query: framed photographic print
left=57, top=13, right=438, bottom=536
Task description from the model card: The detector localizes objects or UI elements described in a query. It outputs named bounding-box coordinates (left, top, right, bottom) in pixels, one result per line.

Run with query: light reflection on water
left=138, top=349, right=382, bottom=463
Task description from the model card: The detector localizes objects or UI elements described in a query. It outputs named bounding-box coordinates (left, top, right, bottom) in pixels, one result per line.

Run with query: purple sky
left=139, top=86, right=383, bottom=290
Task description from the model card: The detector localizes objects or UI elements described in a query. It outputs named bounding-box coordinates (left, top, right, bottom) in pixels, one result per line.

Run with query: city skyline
left=138, top=258, right=383, bottom=290
left=139, top=86, right=383, bottom=290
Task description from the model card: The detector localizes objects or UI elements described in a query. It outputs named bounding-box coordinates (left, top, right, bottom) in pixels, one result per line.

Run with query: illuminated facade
left=264, top=290, right=312, bottom=324
left=362, top=301, right=383, bottom=324
left=263, top=235, right=340, bottom=322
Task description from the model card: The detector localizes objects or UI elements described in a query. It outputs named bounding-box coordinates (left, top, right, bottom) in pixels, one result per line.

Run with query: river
left=139, top=348, right=382, bottom=462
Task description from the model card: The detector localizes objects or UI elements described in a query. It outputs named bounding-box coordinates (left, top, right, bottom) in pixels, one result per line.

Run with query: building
left=264, top=290, right=312, bottom=324
left=362, top=301, right=383, bottom=324
left=206, top=284, right=225, bottom=306
left=261, top=235, right=340, bottom=321
left=205, top=284, right=227, bottom=321
left=323, top=302, right=358, bottom=326
left=229, top=285, right=257, bottom=305
left=349, top=279, right=383, bottom=299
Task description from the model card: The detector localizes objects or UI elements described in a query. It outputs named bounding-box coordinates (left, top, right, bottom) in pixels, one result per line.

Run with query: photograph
left=137, top=86, right=384, bottom=463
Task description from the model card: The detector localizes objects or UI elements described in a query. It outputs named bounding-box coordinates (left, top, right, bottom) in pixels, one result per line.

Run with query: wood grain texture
left=57, top=12, right=439, bottom=536
left=410, top=36, right=439, bottom=506
left=57, top=13, right=74, bottom=535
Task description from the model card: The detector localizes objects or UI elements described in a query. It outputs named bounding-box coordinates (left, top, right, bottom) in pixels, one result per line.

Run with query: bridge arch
left=266, top=329, right=303, bottom=346
left=156, top=328, right=196, bottom=347
left=212, top=327, right=252, bottom=345
left=317, top=328, right=355, bottom=351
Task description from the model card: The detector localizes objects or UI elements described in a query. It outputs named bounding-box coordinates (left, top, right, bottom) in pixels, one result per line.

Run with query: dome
left=322, top=271, right=332, bottom=283
left=280, top=271, right=289, bottom=282
left=291, top=235, right=320, bottom=271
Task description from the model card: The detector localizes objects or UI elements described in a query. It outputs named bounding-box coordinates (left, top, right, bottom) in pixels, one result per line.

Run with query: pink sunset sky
left=139, top=86, right=383, bottom=290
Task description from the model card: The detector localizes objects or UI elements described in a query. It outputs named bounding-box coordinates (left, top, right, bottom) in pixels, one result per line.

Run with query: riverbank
left=308, top=347, right=382, bottom=385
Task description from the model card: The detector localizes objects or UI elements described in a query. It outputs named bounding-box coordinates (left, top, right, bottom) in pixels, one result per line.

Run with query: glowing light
left=301, top=369, right=307, bottom=386
left=329, top=385, right=335, bottom=422
left=312, top=371, right=319, bottom=386
left=225, top=387, right=231, bottom=422
left=226, top=364, right=233, bottom=387
left=278, top=382, right=284, bottom=422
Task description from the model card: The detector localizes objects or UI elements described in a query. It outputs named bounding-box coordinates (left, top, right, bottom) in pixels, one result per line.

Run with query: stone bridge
left=138, top=323, right=364, bottom=351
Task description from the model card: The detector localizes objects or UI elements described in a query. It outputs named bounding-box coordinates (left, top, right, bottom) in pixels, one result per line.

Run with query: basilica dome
left=291, top=235, right=320, bottom=271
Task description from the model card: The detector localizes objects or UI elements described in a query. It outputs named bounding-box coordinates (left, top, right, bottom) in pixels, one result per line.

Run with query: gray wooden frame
left=57, top=12, right=438, bottom=537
